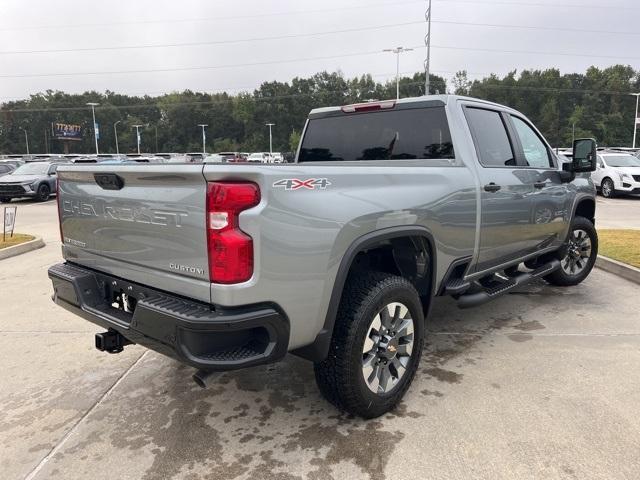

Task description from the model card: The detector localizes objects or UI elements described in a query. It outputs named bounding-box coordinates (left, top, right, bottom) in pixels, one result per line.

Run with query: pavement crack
left=23, top=351, right=148, bottom=480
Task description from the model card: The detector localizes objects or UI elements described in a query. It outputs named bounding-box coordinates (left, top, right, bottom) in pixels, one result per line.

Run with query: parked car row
left=555, top=147, right=640, bottom=198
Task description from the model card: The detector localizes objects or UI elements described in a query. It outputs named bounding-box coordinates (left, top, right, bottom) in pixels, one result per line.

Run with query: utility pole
left=265, top=123, right=275, bottom=155
left=198, top=124, right=208, bottom=154
left=632, top=93, right=640, bottom=149
left=86, top=102, right=100, bottom=154
left=132, top=124, right=144, bottom=154
left=20, top=128, right=29, bottom=155
left=383, top=47, right=413, bottom=100
left=114, top=120, right=121, bottom=155
left=424, top=0, right=432, bottom=96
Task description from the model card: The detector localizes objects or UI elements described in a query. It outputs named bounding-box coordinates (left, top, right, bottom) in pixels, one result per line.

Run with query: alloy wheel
left=362, top=302, right=414, bottom=394
left=561, top=228, right=592, bottom=276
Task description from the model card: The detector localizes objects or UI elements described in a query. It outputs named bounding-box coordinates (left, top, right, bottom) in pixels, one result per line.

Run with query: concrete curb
left=596, top=255, right=640, bottom=285
left=0, top=236, right=45, bottom=261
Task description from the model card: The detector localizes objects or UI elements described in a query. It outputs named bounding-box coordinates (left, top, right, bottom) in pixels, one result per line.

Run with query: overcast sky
left=0, top=0, right=637, bottom=102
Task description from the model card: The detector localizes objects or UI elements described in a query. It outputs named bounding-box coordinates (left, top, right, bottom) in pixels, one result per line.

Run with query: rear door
left=57, top=164, right=211, bottom=302
left=464, top=106, right=538, bottom=272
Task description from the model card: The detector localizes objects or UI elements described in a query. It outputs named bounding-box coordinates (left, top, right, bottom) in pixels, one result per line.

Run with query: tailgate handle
left=94, top=173, right=125, bottom=190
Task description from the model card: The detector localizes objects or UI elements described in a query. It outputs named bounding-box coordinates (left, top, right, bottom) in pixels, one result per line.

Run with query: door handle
left=484, top=183, right=501, bottom=193
left=533, top=181, right=546, bottom=189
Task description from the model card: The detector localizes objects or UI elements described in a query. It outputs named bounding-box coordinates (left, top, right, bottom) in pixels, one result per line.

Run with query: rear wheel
left=601, top=178, right=615, bottom=198
left=36, top=184, right=50, bottom=202
left=545, top=216, right=598, bottom=287
left=314, top=272, right=424, bottom=418
left=0, top=197, right=11, bottom=203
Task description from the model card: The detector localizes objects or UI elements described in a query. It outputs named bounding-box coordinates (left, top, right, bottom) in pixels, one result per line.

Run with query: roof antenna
left=424, top=0, right=432, bottom=96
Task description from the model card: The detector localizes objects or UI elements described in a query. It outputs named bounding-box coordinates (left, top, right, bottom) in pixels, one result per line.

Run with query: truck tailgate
left=57, top=164, right=211, bottom=303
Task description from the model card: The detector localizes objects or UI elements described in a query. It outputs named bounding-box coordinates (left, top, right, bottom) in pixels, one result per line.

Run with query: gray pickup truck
left=48, top=95, right=598, bottom=418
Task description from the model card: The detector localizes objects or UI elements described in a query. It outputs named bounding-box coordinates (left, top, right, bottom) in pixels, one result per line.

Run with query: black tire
left=314, top=272, right=425, bottom=418
left=36, top=183, right=50, bottom=202
left=601, top=178, right=615, bottom=198
left=0, top=197, right=11, bottom=203
left=545, top=216, right=598, bottom=287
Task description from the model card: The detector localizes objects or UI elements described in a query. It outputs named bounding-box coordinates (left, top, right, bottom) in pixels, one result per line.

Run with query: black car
left=0, top=161, right=61, bottom=203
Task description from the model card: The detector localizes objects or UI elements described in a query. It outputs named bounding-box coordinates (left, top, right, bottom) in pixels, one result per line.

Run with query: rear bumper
left=48, top=262, right=289, bottom=371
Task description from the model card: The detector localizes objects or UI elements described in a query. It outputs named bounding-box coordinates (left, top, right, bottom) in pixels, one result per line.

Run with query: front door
left=464, top=106, right=539, bottom=272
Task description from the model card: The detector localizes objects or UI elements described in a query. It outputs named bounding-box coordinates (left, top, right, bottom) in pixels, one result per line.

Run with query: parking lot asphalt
left=596, top=195, right=640, bottom=229
left=2, top=198, right=640, bottom=480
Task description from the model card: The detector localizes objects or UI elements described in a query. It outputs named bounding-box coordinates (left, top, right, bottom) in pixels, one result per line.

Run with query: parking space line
left=23, top=351, right=148, bottom=480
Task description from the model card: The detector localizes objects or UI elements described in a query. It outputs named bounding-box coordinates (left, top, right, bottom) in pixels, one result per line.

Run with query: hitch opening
left=95, top=330, right=130, bottom=354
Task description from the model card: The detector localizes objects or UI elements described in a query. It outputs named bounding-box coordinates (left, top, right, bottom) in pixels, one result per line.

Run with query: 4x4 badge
left=272, top=178, right=331, bottom=191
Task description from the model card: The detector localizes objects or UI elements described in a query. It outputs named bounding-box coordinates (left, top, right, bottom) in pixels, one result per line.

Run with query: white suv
left=591, top=152, right=640, bottom=198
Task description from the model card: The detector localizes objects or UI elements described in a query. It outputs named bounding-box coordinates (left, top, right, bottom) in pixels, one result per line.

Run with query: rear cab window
left=298, top=106, right=454, bottom=162
left=464, top=107, right=516, bottom=167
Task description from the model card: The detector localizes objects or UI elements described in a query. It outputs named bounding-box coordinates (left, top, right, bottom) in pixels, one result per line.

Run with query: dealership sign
left=52, top=122, right=82, bottom=141
left=3, top=206, right=16, bottom=241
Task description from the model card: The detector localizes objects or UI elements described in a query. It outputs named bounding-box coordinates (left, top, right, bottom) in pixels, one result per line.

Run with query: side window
left=48, top=165, right=58, bottom=175
left=511, top=116, right=553, bottom=168
left=465, top=108, right=515, bottom=167
left=597, top=156, right=603, bottom=168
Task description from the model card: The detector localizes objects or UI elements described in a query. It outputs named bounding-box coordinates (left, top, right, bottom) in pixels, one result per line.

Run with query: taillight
left=206, top=182, right=260, bottom=284
left=56, top=177, right=63, bottom=242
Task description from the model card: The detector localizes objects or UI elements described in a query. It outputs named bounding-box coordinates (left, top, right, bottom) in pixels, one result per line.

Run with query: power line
left=2, top=17, right=637, bottom=56
left=433, top=0, right=639, bottom=10
left=0, top=47, right=419, bottom=79
left=2, top=42, right=638, bottom=80
left=0, top=0, right=426, bottom=32
left=432, top=44, right=640, bottom=61
left=0, top=21, right=425, bottom=55
left=432, top=19, right=640, bottom=36
left=1, top=0, right=633, bottom=34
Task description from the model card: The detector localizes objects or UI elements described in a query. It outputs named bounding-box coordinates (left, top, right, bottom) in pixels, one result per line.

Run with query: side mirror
left=572, top=138, right=597, bottom=173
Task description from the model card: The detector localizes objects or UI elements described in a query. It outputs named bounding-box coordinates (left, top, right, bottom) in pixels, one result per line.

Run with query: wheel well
left=349, top=235, right=432, bottom=301
left=291, top=230, right=435, bottom=362
left=575, top=198, right=595, bottom=224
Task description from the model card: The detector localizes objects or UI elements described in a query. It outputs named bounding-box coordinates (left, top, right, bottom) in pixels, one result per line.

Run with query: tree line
left=0, top=65, right=638, bottom=155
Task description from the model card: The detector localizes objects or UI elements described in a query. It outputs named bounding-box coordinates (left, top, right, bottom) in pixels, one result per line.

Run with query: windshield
left=604, top=155, right=640, bottom=167
left=299, top=106, right=454, bottom=162
left=12, top=163, right=50, bottom=175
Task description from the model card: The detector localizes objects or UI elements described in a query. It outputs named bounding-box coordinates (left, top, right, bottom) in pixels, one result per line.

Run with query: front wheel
left=0, top=197, right=11, bottom=203
left=545, top=216, right=598, bottom=287
left=314, top=272, right=424, bottom=418
left=36, top=184, right=50, bottom=202
left=601, top=178, right=615, bottom=198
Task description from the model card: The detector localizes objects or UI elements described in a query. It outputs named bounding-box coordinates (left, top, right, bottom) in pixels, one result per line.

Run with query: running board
left=457, top=259, right=560, bottom=309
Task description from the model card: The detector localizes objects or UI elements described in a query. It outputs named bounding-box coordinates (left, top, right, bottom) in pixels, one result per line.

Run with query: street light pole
left=198, top=124, right=208, bottom=154
left=632, top=93, right=640, bottom=149
left=132, top=124, right=144, bottom=154
left=383, top=47, right=414, bottom=100
left=20, top=128, right=29, bottom=155
left=265, top=123, right=275, bottom=155
left=114, top=120, right=121, bottom=155
left=424, top=0, right=432, bottom=96
left=86, top=102, right=100, bottom=154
